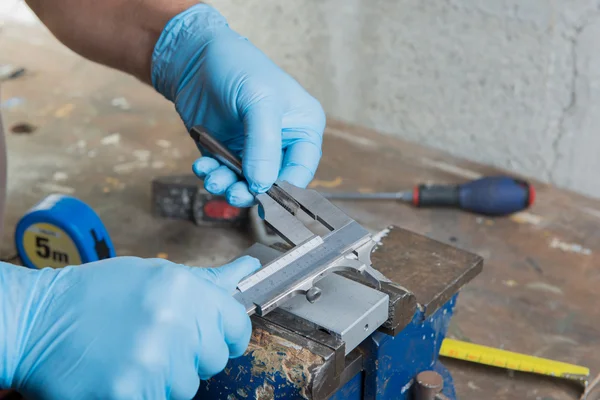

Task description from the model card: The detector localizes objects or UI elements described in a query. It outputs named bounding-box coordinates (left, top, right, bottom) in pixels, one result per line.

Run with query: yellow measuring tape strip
left=440, top=338, right=590, bottom=383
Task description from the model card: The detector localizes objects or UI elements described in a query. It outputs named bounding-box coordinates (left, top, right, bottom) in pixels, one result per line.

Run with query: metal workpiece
left=241, top=241, right=414, bottom=340
left=337, top=270, right=417, bottom=335
left=414, top=371, right=444, bottom=400
left=281, top=273, right=389, bottom=356
left=240, top=244, right=390, bottom=356
left=378, top=281, right=418, bottom=335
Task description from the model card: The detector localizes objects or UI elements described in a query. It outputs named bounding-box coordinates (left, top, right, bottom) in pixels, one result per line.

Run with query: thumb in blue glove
left=152, top=4, right=326, bottom=207
left=0, top=255, right=260, bottom=400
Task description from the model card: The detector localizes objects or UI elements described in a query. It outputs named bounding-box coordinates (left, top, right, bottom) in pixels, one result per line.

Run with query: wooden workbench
left=1, top=22, right=598, bottom=399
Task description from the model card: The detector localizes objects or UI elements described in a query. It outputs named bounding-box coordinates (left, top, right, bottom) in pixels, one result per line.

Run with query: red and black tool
left=152, top=175, right=248, bottom=228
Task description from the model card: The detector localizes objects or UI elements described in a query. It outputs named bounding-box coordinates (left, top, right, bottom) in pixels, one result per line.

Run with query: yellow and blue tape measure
left=15, top=194, right=115, bottom=269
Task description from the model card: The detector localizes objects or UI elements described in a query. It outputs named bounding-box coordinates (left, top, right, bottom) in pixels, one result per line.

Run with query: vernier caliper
left=190, top=127, right=384, bottom=317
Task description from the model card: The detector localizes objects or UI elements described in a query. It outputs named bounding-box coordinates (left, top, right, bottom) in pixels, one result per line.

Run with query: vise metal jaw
left=197, top=227, right=483, bottom=400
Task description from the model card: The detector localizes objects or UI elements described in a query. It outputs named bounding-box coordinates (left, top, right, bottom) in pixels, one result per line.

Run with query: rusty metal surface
left=377, top=281, right=417, bottom=335
left=262, top=308, right=346, bottom=378
left=371, top=227, right=483, bottom=317
left=243, top=316, right=335, bottom=399
left=243, top=313, right=364, bottom=400
left=258, top=308, right=364, bottom=400
left=2, top=22, right=600, bottom=400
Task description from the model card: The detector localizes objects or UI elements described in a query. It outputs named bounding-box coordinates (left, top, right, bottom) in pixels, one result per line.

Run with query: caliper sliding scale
left=191, top=126, right=390, bottom=346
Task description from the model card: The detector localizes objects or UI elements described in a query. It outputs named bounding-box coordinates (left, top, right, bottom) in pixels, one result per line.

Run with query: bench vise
left=158, top=127, right=483, bottom=400
left=195, top=226, right=482, bottom=400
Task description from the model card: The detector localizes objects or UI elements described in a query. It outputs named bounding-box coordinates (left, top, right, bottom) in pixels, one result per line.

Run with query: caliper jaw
left=236, top=181, right=385, bottom=316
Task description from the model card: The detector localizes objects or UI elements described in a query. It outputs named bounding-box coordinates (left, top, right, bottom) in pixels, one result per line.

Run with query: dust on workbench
left=2, top=21, right=599, bottom=400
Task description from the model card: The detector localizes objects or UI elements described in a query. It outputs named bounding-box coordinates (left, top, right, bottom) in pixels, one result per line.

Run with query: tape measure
left=15, top=194, right=116, bottom=269
left=440, top=338, right=590, bottom=383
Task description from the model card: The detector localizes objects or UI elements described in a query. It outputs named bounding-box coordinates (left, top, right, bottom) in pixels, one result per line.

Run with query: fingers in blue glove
left=195, top=297, right=250, bottom=380
left=195, top=311, right=231, bottom=380
left=194, top=255, right=261, bottom=293
left=171, top=368, right=201, bottom=400
left=226, top=181, right=255, bottom=208
left=193, top=158, right=256, bottom=207
left=242, top=100, right=283, bottom=193
left=204, top=166, right=239, bottom=195
left=192, top=256, right=262, bottom=378
left=192, top=157, right=220, bottom=178
left=279, top=139, right=323, bottom=188
left=222, top=303, right=253, bottom=358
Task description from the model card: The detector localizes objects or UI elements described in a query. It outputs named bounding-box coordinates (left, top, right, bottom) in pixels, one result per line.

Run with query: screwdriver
left=320, top=176, right=535, bottom=216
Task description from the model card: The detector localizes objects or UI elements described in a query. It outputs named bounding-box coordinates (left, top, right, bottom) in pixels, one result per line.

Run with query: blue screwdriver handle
left=414, top=176, right=535, bottom=216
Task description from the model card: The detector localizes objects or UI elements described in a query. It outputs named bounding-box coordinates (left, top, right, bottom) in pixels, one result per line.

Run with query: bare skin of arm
left=24, top=0, right=200, bottom=83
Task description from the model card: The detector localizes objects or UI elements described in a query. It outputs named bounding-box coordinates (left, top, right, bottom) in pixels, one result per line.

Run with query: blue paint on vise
left=434, top=361, right=457, bottom=399
left=196, top=352, right=310, bottom=399
left=346, top=294, right=458, bottom=399
left=329, top=372, right=362, bottom=400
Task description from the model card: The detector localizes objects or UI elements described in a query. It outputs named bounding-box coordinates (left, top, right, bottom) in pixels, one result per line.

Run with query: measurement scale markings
left=440, top=338, right=590, bottom=382
left=235, top=222, right=373, bottom=316
left=237, top=236, right=324, bottom=292
left=248, top=222, right=371, bottom=314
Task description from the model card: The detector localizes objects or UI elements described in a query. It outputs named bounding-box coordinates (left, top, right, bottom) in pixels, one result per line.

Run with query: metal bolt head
left=306, top=286, right=322, bottom=303
left=414, top=370, right=444, bottom=400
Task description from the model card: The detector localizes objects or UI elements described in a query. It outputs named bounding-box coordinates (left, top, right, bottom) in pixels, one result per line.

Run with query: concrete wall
left=211, top=0, right=600, bottom=198
left=3, top=0, right=600, bottom=198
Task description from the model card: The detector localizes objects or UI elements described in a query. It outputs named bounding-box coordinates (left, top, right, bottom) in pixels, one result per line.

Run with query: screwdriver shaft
left=320, top=191, right=412, bottom=201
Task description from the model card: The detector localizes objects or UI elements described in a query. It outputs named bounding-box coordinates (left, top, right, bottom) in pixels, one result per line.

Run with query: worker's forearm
left=24, top=0, right=200, bottom=83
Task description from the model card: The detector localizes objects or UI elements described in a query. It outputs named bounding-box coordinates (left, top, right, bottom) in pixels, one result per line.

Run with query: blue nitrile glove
left=0, top=256, right=260, bottom=400
left=152, top=4, right=326, bottom=207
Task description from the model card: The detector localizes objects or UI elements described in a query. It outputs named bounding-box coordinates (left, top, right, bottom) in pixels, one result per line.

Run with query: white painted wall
left=2, top=0, right=600, bottom=198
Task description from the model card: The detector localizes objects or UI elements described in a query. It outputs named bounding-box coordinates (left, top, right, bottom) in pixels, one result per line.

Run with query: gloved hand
left=152, top=4, right=326, bottom=207
left=0, top=256, right=260, bottom=400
